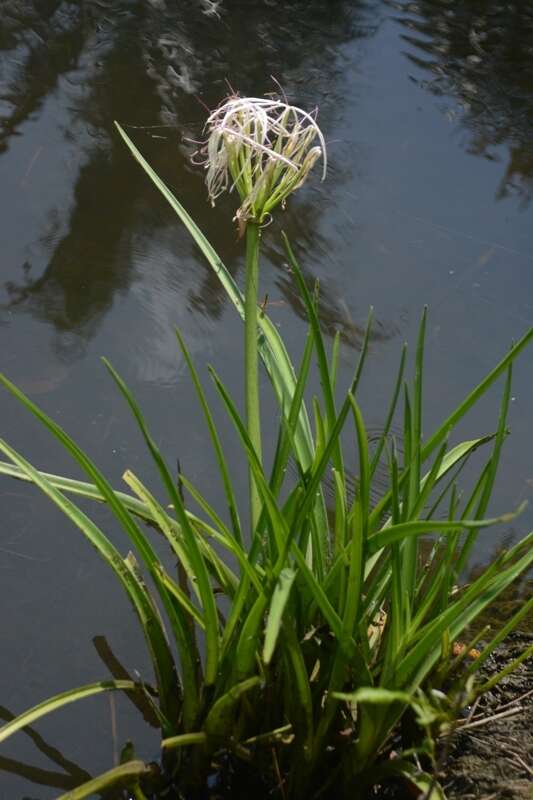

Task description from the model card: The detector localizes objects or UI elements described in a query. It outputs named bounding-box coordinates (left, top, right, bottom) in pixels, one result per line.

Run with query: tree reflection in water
left=0, top=634, right=160, bottom=795
left=389, top=0, right=533, bottom=205
left=0, top=0, right=385, bottom=352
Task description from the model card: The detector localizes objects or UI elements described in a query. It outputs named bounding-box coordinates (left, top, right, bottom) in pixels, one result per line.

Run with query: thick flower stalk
left=203, top=94, right=326, bottom=531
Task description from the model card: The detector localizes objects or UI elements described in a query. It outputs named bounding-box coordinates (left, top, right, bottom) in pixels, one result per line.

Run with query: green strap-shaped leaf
left=161, top=731, right=207, bottom=750
left=0, top=460, right=218, bottom=544
left=368, top=503, right=526, bottom=554
left=465, top=595, right=533, bottom=678
left=155, top=564, right=206, bottom=629
left=368, top=328, right=533, bottom=532
left=334, top=687, right=412, bottom=705
left=175, top=328, right=242, bottom=545
left=204, top=677, right=261, bottom=745
left=102, top=360, right=220, bottom=689
left=0, top=681, right=137, bottom=745
left=0, top=374, right=182, bottom=725
left=208, top=367, right=292, bottom=570
left=263, top=568, right=297, bottom=664
left=179, top=473, right=260, bottom=593
left=397, top=533, right=533, bottom=687
left=56, top=760, right=152, bottom=800
left=283, top=235, right=344, bottom=480
left=0, top=437, right=179, bottom=727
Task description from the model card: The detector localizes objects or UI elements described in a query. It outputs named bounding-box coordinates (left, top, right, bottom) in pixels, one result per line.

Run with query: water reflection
left=0, top=704, right=91, bottom=793
left=261, top=224, right=402, bottom=349
left=5, top=146, right=150, bottom=341
left=0, top=0, right=380, bottom=351
left=389, top=0, right=533, bottom=204
left=0, top=1, right=88, bottom=154
left=0, top=635, right=159, bottom=797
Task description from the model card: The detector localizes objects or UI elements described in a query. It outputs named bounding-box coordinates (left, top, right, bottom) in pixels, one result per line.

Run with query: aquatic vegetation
left=0, top=98, right=532, bottom=799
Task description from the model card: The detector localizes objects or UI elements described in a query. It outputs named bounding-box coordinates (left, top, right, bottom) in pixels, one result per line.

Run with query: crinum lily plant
left=0, top=93, right=532, bottom=800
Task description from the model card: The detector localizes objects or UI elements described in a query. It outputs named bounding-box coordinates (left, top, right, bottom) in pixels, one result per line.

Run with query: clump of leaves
left=0, top=125, right=531, bottom=800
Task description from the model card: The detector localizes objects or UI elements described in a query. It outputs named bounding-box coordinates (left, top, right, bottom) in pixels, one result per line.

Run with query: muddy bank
left=444, top=632, right=533, bottom=800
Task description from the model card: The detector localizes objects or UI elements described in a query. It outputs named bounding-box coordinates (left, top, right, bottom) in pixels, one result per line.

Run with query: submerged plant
left=0, top=98, right=532, bottom=800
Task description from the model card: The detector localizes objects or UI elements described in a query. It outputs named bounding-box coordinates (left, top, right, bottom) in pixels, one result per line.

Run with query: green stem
left=245, top=222, right=262, bottom=531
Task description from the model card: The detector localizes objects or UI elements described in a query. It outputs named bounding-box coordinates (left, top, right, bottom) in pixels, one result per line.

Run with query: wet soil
left=442, top=632, right=533, bottom=800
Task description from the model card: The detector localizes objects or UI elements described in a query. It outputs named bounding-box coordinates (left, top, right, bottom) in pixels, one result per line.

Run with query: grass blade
left=455, top=365, right=513, bottom=574
left=370, top=434, right=501, bottom=533
left=331, top=330, right=341, bottom=394
left=124, top=468, right=238, bottom=597
left=398, top=536, right=533, bottom=687
left=464, top=595, right=533, bottom=678
left=179, top=474, right=261, bottom=593
left=341, top=397, right=370, bottom=634
left=0, top=460, right=226, bottom=551
left=156, top=565, right=205, bottom=628
left=269, top=328, right=314, bottom=499
left=122, top=470, right=199, bottom=594
left=209, top=366, right=290, bottom=559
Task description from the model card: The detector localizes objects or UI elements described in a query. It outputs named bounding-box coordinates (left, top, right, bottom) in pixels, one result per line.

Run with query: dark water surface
left=1, top=0, right=532, bottom=795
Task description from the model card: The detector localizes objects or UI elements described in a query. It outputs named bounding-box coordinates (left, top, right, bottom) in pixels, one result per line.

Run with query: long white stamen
left=203, top=93, right=327, bottom=222
left=214, top=126, right=299, bottom=170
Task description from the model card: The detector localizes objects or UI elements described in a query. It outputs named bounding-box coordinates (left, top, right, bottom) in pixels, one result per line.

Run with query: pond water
left=0, top=0, right=532, bottom=795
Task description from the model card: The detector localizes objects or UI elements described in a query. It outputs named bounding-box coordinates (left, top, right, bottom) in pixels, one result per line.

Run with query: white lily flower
left=203, top=95, right=327, bottom=224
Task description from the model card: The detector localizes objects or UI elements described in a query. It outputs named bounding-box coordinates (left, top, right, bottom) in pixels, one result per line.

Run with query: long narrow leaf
left=422, top=331, right=533, bottom=459
left=369, top=344, right=407, bottom=478
left=0, top=437, right=179, bottom=727
left=0, top=376, right=182, bottom=724
left=283, top=235, right=343, bottom=478
left=175, top=328, right=242, bottom=544
left=397, top=536, right=533, bottom=687
left=204, top=677, right=261, bottom=745
left=179, top=474, right=258, bottom=592
left=263, top=568, right=297, bottom=664
left=102, top=360, right=220, bottom=687
left=456, top=365, right=513, bottom=574
left=0, top=459, right=232, bottom=580
left=0, top=681, right=136, bottom=745
left=368, top=329, right=533, bottom=532
left=209, top=367, right=290, bottom=559
left=56, top=761, right=151, bottom=800
left=368, top=504, right=525, bottom=554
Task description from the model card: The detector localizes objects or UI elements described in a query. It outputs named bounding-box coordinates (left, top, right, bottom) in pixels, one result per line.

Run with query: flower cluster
left=203, top=95, right=327, bottom=224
